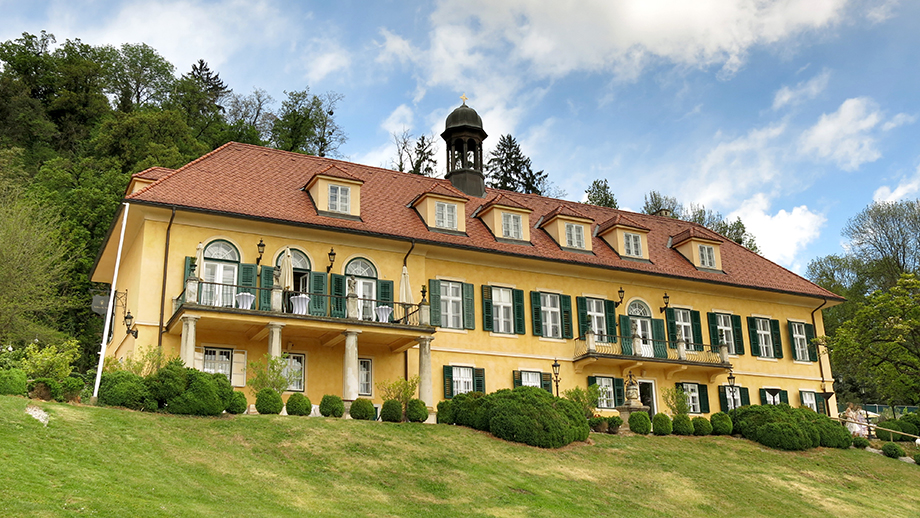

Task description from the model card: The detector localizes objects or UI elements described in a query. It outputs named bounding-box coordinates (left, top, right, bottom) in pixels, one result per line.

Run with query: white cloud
left=799, top=97, right=885, bottom=171
left=382, top=104, right=415, bottom=135
left=729, top=194, right=826, bottom=269
left=881, top=112, right=916, bottom=131
left=297, top=40, right=351, bottom=84
left=873, top=164, right=920, bottom=202
left=772, top=69, right=830, bottom=110
left=866, top=0, right=900, bottom=23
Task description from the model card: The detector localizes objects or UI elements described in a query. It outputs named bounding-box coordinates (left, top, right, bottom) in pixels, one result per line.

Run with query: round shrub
left=144, top=363, right=188, bottom=409
left=881, top=442, right=905, bottom=459
left=286, top=393, right=312, bottom=416
left=98, top=371, right=151, bottom=410
left=484, top=387, right=586, bottom=448
left=652, top=413, right=672, bottom=435
left=814, top=418, right=852, bottom=448
left=28, top=378, right=61, bottom=401
left=255, top=388, right=283, bottom=415
left=900, top=411, right=920, bottom=430
left=876, top=421, right=901, bottom=441
left=406, top=398, right=428, bottom=423
left=673, top=414, right=694, bottom=436
left=450, top=391, right=486, bottom=428
left=692, top=416, right=713, bottom=436
left=226, top=391, right=248, bottom=414
left=852, top=436, right=870, bottom=449
left=380, top=399, right=402, bottom=422
left=436, top=400, right=454, bottom=424
left=895, top=420, right=918, bottom=441
left=914, top=452, right=920, bottom=465
left=349, top=398, right=375, bottom=420
left=607, top=415, right=623, bottom=433
left=0, top=368, right=27, bottom=396
left=61, top=377, right=84, bottom=402
left=589, top=416, right=608, bottom=432
left=166, top=370, right=224, bottom=416
left=710, top=412, right=733, bottom=435
left=756, top=422, right=810, bottom=451
left=628, top=411, right=651, bottom=435
left=319, top=394, right=345, bottom=417
left=211, top=372, right=233, bottom=412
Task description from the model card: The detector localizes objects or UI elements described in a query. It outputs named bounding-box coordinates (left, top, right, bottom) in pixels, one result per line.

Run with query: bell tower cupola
left=441, top=95, right=488, bottom=197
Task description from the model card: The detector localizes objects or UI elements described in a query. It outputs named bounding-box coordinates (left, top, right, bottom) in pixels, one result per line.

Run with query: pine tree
left=485, top=134, right=546, bottom=195
left=585, top=179, right=618, bottom=208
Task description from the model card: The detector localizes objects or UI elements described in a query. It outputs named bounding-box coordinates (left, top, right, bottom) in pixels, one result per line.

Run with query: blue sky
left=3, top=0, right=918, bottom=274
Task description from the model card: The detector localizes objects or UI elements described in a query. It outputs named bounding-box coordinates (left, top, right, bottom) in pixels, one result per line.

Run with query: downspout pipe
left=157, top=207, right=177, bottom=350
left=811, top=297, right=829, bottom=414
left=92, top=203, right=130, bottom=399
left=403, top=240, right=415, bottom=380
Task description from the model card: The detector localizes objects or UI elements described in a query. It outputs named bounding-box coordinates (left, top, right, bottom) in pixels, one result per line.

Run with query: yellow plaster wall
left=675, top=240, right=723, bottom=270
left=600, top=227, right=650, bottom=260
left=541, top=217, right=593, bottom=252
left=414, top=195, right=467, bottom=232
left=307, top=176, right=362, bottom=216
left=479, top=206, right=531, bottom=241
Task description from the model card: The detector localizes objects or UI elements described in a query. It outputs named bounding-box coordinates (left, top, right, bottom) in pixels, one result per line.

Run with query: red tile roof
left=596, top=213, right=649, bottom=234
left=126, top=142, right=841, bottom=301
left=671, top=226, right=724, bottom=246
left=541, top=204, right=593, bottom=224
left=133, top=167, right=175, bottom=181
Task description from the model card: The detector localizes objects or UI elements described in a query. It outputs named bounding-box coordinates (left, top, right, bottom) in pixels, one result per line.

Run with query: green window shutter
left=619, top=315, right=633, bottom=355
left=473, top=368, right=486, bottom=394
left=561, top=295, right=573, bottom=339
left=378, top=280, right=394, bottom=321
left=181, top=256, right=194, bottom=304
left=238, top=263, right=258, bottom=297
left=330, top=274, right=347, bottom=318
left=805, top=323, right=817, bottom=362
left=462, top=283, right=475, bottom=330
left=690, top=310, right=703, bottom=351
left=740, top=387, right=750, bottom=406
left=747, top=317, right=760, bottom=357
left=530, top=291, right=543, bottom=337
left=770, top=319, right=783, bottom=359
left=731, top=315, right=745, bottom=355
left=513, top=370, right=522, bottom=388
left=443, top=365, right=453, bottom=399
left=587, top=376, right=597, bottom=387
left=651, top=319, right=667, bottom=358
left=699, top=384, right=710, bottom=413
left=428, top=279, right=441, bottom=327
left=259, top=265, right=274, bottom=310
left=481, top=285, right=494, bottom=332
left=513, top=289, right=526, bottom=335
left=308, top=271, right=327, bottom=316
left=816, top=393, right=826, bottom=415
left=787, top=321, right=799, bottom=361
left=799, top=390, right=806, bottom=408
left=664, top=307, right=677, bottom=347
left=576, top=297, right=589, bottom=339
left=718, top=385, right=728, bottom=413
left=541, top=373, right=553, bottom=393
left=779, top=390, right=789, bottom=405
left=604, top=300, right=618, bottom=343
left=614, top=378, right=625, bottom=407
left=759, top=388, right=768, bottom=405
left=708, top=312, right=720, bottom=351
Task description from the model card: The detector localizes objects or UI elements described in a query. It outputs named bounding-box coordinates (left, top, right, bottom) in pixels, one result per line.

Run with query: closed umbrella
left=399, top=265, right=413, bottom=304
left=279, top=247, right=294, bottom=291
left=194, top=242, right=205, bottom=279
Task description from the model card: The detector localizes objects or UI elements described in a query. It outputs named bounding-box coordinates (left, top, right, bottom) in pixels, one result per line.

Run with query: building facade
left=90, top=103, right=842, bottom=417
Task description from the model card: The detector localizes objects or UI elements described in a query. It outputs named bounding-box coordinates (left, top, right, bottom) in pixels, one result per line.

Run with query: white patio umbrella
left=194, top=242, right=205, bottom=279
left=279, top=247, right=295, bottom=291
left=399, top=265, right=413, bottom=304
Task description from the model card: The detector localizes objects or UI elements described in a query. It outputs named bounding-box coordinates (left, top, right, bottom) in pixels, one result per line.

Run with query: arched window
left=345, top=258, right=376, bottom=278
left=201, top=240, right=240, bottom=307
left=627, top=301, right=651, bottom=317
left=345, top=258, right=377, bottom=321
left=276, top=249, right=311, bottom=292
left=627, top=300, right=654, bottom=357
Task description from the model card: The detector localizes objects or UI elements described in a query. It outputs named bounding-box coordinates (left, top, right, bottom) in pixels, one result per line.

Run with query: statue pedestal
left=615, top=404, right=650, bottom=424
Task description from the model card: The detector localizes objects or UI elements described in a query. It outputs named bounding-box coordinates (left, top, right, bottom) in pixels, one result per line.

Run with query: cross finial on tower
left=460, top=93, right=468, bottom=105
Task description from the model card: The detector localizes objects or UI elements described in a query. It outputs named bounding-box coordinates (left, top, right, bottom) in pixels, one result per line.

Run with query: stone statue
left=347, top=275, right=356, bottom=295
left=630, top=320, right=637, bottom=337
left=272, top=267, right=281, bottom=287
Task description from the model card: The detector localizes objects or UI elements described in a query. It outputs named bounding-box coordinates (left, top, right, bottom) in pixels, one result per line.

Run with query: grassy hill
left=2, top=396, right=919, bottom=517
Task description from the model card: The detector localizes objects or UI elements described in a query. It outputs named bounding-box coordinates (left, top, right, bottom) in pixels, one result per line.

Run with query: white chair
left=235, top=292, right=256, bottom=310
left=290, top=294, right=311, bottom=315
left=375, top=305, right=393, bottom=323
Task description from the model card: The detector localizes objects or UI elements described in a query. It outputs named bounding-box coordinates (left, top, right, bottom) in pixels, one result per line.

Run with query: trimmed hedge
left=672, top=414, right=694, bottom=436
left=451, top=392, right=486, bottom=428
left=145, top=362, right=188, bottom=410
left=255, top=388, right=283, bottom=414
left=728, top=403, right=845, bottom=452
left=692, top=416, right=713, bottom=436
left=607, top=415, right=623, bottom=433
left=286, top=393, right=312, bottom=416
left=226, top=391, right=248, bottom=414
left=211, top=373, right=233, bottom=412
left=349, top=398, right=375, bottom=420
left=436, top=400, right=453, bottom=424
left=881, top=442, right=904, bottom=459
left=406, top=399, right=428, bottom=423
left=319, top=394, right=345, bottom=417
left=756, top=421, right=811, bottom=451
left=28, top=378, right=62, bottom=401
left=852, top=436, right=870, bottom=449
left=710, top=412, right=733, bottom=435
left=895, top=420, right=918, bottom=441
left=0, top=368, right=27, bottom=396
left=589, top=416, right=608, bottom=432
left=628, top=411, right=651, bottom=435
left=814, top=417, right=851, bottom=448
left=652, top=413, right=672, bottom=436
left=900, top=411, right=920, bottom=430
left=61, top=377, right=84, bottom=402
left=98, top=371, right=152, bottom=410
left=876, top=421, right=900, bottom=441
left=481, top=387, right=588, bottom=448
left=380, top=399, right=402, bottom=422
left=166, top=370, right=225, bottom=416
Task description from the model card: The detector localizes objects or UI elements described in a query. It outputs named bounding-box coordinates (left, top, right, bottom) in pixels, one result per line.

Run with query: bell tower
left=441, top=96, right=488, bottom=197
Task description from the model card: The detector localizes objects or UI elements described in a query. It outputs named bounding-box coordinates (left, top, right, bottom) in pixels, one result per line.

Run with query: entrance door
left=639, top=381, right=655, bottom=416
left=636, top=318, right=653, bottom=357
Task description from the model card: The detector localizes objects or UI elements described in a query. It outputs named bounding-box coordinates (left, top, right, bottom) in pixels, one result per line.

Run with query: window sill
left=489, top=332, right=517, bottom=338
left=437, top=327, right=468, bottom=334
left=538, top=336, right=567, bottom=343
left=756, top=356, right=779, bottom=362
left=793, top=360, right=814, bottom=365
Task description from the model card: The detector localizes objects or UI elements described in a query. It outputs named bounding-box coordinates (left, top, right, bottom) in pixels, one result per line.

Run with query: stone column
left=180, top=315, right=200, bottom=367
left=271, top=286, right=283, bottom=312
left=417, top=336, right=434, bottom=407
left=186, top=276, right=199, bottom=304
left=342, top=330, right=361, bottom=401
left=267, top=322, right=285, bottom=358
left=677, top=337, right=687, bottom=360
left=585, top=329, right=596, bottom=352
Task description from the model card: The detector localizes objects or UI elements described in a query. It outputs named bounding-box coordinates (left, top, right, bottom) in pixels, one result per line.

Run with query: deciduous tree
left=585, top=179, right=618, bottom=208
left=391, top=130, right=438, bottom=176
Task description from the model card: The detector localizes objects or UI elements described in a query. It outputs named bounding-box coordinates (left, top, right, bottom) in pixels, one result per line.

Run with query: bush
left=814, top=418, right=852, bottom=448
left=756, top=422, right=811, bottom=451
left=381, top=399, right=402, bottom=422
left=211, top=372, right=233, bottom=412
left=710, top=412, right=733, bottom=435
left=144, top=361, right=188, bottom=410
left=450, top=392, right=486, bottom=428
left=255, top=388, right=283, bottom=414
left=226, top=391, right=248, bottom=414
left=652, top=413, right=672, bottom=435
left=319, top=394, right=345, bottom=417
left=436, top=400, right=453, bottom=424
left=895, top=420, right=918, bottom=441
left=349, top=398, right=375, bottom=420
left=563, top=385, right=599, bottom=419
left=248, top=353, right=295, bottom=395
left=482, top=387, right=588, bottom=448
left=286, top=393, right=312, bottom=416
left=876, top=421, right=901, bottom=441
left=915, top=452, right=920, bottom=465
left=20, top=339, right=80, bottom=381
left=628, top=411, right=651, bottom=434
left=0, top=368, right=27, bottom=396
left=60, top=377, right=84, bottom=402
left=852, top=436, right=870, bottom=449
left=28, top=378, right=62, bottom=401
left=377, top=376, right=420, bottom=419
left=589, top=416, right=608, bottom=433
left=607, top=415, right=623, bottom=433
left=406, top=399, right=428, bottom=423
left=881, top=442, right=905, bottom=459
left=692, top=416, right=713, bottom=436
left=167, top=370, right=225, bottom=416
left=900, top=411, right=920, bottom=430
left=673, top=414, right=694, bottom=436
left=98, top=371, right=151, bottom=410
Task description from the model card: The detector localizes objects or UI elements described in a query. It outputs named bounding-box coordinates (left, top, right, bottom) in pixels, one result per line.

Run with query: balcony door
left=201, top=241, right=239, bottom=307
left=346, top=258, right=377, bottom=321
left=627, top=301, right=654, bottom=357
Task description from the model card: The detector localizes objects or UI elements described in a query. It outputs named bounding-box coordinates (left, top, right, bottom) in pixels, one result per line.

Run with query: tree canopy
left=639, top=191, right=759, bottom=252
left=584, top=179, right=618, bottom=208
left=391, top=130, right=438, bottom=176
left=485, top=134, right=548, bottom=195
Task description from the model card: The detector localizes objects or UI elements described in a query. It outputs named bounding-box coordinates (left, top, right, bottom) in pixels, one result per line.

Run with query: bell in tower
left=441, top=96, right=488, bottom=197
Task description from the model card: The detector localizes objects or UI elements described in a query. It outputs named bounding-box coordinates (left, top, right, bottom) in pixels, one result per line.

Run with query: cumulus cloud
left=799, top=97, right=897, bottom=171
left=873, top=164, right=920, bottom=202
left=382, top=104, right=415, bottom=135
left=729, top=194, right=826, bottom=269
left=772, top=69, right=830, bottom=110
left=296, top=39, right=352, bottom=84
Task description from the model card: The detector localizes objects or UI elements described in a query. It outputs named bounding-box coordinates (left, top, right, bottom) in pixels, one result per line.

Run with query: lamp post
left=255, top=238, right=266, bottom=265
left=551, top=359, right=561, bottom=397
left=326, top=247, right=337, bottom=273
left=124, top=310, right=138, bottom=338
left=659, top=292, right=670, bottom=313
left=727, top=369, right=736, bottom=410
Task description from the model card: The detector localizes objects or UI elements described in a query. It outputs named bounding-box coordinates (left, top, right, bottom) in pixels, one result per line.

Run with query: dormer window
left=435, top=201, right=457, bottom=230
left=502, top=212, right=523, bottom=240
left=329, top=184, right=350, bottom=213
left=565, top=223, right=585, bottom=249
left=699, top=245, right=716, bottom=268
left=624, top=232, right=642, bottom=257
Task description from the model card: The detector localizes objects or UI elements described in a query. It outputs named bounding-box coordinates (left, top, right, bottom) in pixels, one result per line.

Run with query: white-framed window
left=587, top=298, right=607, bottom=342
left=801, top=390, right=817, bottom=412
left=763, top=390, right=782, bottom=405
left=359, top=358, right=372, bottom=396
left=755, top=318, right=774, bottom=357
left=453, top=366, right=473, bottom=395
left=699, top=244, right=716, bottom=268
left=346, top=258, right=377, bottom=321
left=203, top=347, right=232, bottom=379
left=597, top=377, right=615, bottom=408
left=565, top=223, right=585, bottom=249
left=791, top=322, right=808, bottom=360
left=502, top=212, right=523, bottom=240
left=492, top=287, right=514, bottom=334
left=725, top=385, right=742, bottom=410
left=328, top=184, right=350, bottom=213
left=201, top=240, right=240, bottom=307
left=283, top=353, right=305, bottom=392
left=716, top=313, right=735, bottom=354
left=521, top=371, right=542, bottom=388
left=628, top=301, right=654, bottom=357
left=624, top=232, right=642, bottom=257
left=684, top=383, right=701, bottom=413
left=675, top=308, right=694, bottom=344
left=435, top=201, right=457, bottom=230
left=541, top=293, right=561, bottom=338
left=440, top=281, right=463, bottom=329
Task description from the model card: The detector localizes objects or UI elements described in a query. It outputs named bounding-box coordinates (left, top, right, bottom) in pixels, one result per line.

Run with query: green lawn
left=1, top=396, right=918, bottom=517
